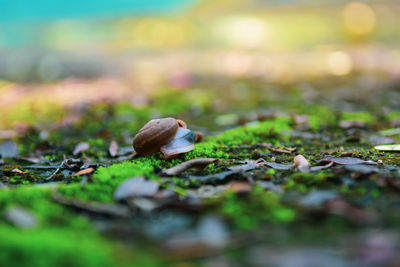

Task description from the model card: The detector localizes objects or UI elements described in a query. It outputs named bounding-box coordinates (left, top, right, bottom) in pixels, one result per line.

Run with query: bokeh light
left=343, top=2, right=376, bottom=36
left=215, top=16, right=269, bottom=49
left=327, top=51, right=353, bottom=76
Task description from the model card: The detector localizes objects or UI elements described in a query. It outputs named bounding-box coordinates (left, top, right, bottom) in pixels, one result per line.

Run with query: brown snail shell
left=133, top=118, right=179, bottom=155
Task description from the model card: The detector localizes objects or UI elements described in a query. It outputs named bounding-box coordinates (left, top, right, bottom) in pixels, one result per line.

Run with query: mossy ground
left=0, top=76, right=400, bottom=266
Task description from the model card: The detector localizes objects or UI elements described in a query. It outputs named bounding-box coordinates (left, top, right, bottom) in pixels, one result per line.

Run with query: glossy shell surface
left=133, top=118, right=179, bottom=155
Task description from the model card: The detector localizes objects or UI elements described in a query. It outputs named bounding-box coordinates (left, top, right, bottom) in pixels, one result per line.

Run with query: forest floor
left=0, top=74, right=400, bottom=266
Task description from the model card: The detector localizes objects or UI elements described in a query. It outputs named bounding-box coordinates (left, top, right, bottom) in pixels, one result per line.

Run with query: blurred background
left=0, top=0, right=400, bottom=130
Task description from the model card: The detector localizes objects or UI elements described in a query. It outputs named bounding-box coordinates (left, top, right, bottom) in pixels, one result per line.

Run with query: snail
left=133, top=118, right=201, bottom=158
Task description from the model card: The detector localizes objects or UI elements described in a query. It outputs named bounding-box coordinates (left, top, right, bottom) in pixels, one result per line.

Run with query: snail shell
left=160, top=127, right=196, bottom=158
left=132, top=118, right=179, bottom=155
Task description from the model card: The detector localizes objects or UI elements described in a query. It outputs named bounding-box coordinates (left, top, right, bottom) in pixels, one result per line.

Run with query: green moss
left=215, top=186, right=296, bottom=230
left=287, top=103, right=336, bottom=130
left=285, top=171, right=333, bottom=192
left=341, top=111, right=375, bottom=124
left=307, top=105, right=336, bottom=131
left=0, top=186, right=118, bottom=266
left=0, top=226, right=113, bottom=267
left=386, top=111, right=400, bottom=122
left=0, top=186, right=163, bottom=267
left=0, top=186, right=91, bottom=228
left=60, top=117, right=292, bottom=202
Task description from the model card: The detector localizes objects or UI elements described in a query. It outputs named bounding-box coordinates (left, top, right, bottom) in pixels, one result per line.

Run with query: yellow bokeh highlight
left=343, top=2, right=376, bottom=35
left=215, top=16, right=269, bottom=49
left=327, top=51, right=353, bottom=76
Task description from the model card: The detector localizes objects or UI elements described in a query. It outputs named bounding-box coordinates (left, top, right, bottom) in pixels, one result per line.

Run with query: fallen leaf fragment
left=163, top=158, right=218, bottom=176
left=309, top=162, right=334, bottom=172
left=108, top=140, right=119, bottom=157
left=19, top=156, right=44, bottom=164
left=114, top=176, right=159, bottom=200
left=73, top=167, right=95, bottom=177
left=266, top=144, right=296, bottom=154
left=373, top=144, right=400, bottom=152
left=53, top=193, right=130, bottom=218
left=228, top=159, right=266, bottom=172
left=263, top=161, right=292, bottom=170
left=229, top=159, right=292, bottom=171
left=293, top=155, right=311, bottom=172
left=319, top=156, right=377, bottom=165
left=73, top=142, right=90, bottom=156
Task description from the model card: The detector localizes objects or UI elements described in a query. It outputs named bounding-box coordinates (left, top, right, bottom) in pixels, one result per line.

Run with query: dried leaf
left=108, top=140, right=119, bottom=157
left=263, top=162, right=292, bottom=170
left=73, top=142, right=90, bottom=156
left=52, top=193, right=130, bottom=218
left=163, top=158, right=218, bottom=176
left=73, top=167, right=95, bottom=177
left=229, top=159, right=292, bottom=171
left=266, top=144, right=296, bottom=154
left=114, top=176, right=159, bottom=200
left=18, top=156, right=44, bottom=164
left=309, top=162, right=334, bottom=172
left=319, top=156, right=377, bottom=165
left=374, top=144, right=400, bottom=152
left=293, top=155, right=311, bottom=172
left=228, top=159, right=266, bottom=172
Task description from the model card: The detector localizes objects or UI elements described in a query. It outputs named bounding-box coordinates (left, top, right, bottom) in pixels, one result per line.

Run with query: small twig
left=45, top=161, right=64, bottom=181
left=162, top=158, right=218, bottom=176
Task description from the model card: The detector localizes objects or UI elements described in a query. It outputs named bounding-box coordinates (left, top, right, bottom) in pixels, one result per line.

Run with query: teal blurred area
left=0, top=0, right=196, bottom=23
